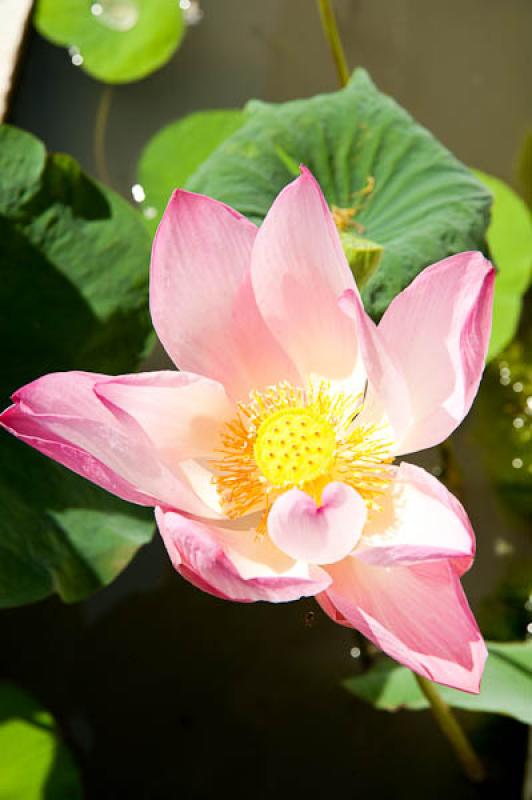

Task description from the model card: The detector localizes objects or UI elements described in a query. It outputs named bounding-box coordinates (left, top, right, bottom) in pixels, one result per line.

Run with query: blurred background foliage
left=0, top=1, right=531, bottom=797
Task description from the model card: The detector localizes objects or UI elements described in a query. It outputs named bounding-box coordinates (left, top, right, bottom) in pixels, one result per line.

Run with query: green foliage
left=187, top=69, right=492, bottom=319
left=35, top=0, right=184, bottom=84
left=0, top=125, right=154, bottom=607
left=478, top=559, right=532, bottom=642
left=472, top=311, right=532, bottom=519
left=138, top=110, right=246, bottom=233
left=344, top=641, right=532, bottom=725
left=0, top=684, right=82, bottom=799
left=517, top=130, right=532, bottom=210
left=472, top=170, right=532, bottom=360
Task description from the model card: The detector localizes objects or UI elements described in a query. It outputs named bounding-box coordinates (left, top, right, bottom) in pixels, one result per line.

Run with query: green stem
left=317, top=0, right=350, bottom=88
left=93, top=86, right=113, bottom=187
left=414, top=673, right=486, bottom=783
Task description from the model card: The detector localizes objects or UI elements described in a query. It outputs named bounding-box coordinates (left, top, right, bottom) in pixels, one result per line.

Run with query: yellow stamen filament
left=211, top=380, right=393, bottom=533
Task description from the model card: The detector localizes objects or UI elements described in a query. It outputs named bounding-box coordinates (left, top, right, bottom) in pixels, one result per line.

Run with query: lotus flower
left=1, top=168, right=494, bottom=692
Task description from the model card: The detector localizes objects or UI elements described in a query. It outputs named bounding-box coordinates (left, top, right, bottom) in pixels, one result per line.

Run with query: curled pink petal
left=355, top=462, right=474, bottom=575
left=1, top=402, right=155, bottom=507
left=341, top=252, right=495, bottom=455
left=156, top=508, right=331, bottom=603
left=319, top=557, right=487, bottom=693
left=150, top=190, right=298, bottom=399
left=251, top=166, right=359, bottom=381
left=268, top=482, right=367, bottom=565
left=1, top=372, right=219, bottom=517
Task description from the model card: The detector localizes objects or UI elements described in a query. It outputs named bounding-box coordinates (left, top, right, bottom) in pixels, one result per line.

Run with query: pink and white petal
left=1, top=372, right=219, bottom=517
left=340, top=252, right=495, bottom=455
left=1, top=403, right=155, bottom=507
left=94, top=371, right=234, bottom=463
left=13, top=370, right=111, bottom=420
left=268, top=482, right=367, bottom=565
left=150, top=190, right=298, bottom=399
left=319, top=557, right=487, bottom=692
left=339, top=288, right=409, bottom=437
left=156, top=508, right=331, bottom=603
left=251, top=167, right=359, bottom=381
left=355, top=462, right=474, bottom=575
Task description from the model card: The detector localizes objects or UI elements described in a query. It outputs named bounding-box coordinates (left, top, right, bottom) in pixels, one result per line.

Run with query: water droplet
left=527, top=622, right=532, bottom=636
left=91, top=0, right=140, bottom=32
left=68, top=46, right=84, bottom=66
left=512, top=457, right=523, bottom=469
left=526, top=397, right=532, bottom=415
left=350, top=647, right=361, bottom=659
left=500, top=366, right=511, bottom=379
left=513, top=381, right=524, bottom=393
left=180, top=0, right=203, bottom=25
left=131, top=183, right=146, bottom=203
left=494, top=537, right=514, bottom=557
left=500, top=375, right=510, bottom=386
left=513, top=417, right=525, bottom=429
left=143, top=206, right=157, bottom=220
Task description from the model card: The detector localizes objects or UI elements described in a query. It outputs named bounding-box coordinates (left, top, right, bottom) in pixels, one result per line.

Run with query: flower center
left=211, top=380, right=393, bottom=529
left=254, top=408, right=336, bottom=487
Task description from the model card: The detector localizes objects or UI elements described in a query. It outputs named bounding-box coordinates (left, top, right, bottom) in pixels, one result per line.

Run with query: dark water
left=3, top=1, right=532, bottom=797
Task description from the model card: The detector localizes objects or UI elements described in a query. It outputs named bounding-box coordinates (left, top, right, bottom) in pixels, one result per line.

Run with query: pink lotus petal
left=319, top=557, right=487, bottom=692
left=341, top=252, right=495, bottom=455
left=355, top=462, right=474, bottom=575
left=251, top=167, right=359, bottom=381
left=156, top=508, right=331, bottom=603
left=150, top=190, right=298, bottom=400
left=1, top=403, right=156, bottom=507
left=268, top=482, right=367, bottom=565
left=1, top=372, right=218, bottom=517
left=94, top=371, right=234, bottom=463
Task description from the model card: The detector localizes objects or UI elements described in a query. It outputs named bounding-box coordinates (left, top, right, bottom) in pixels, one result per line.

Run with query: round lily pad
left=35, top=0, right=185, bottom=84
left=187, top=69, right=492, bottom=320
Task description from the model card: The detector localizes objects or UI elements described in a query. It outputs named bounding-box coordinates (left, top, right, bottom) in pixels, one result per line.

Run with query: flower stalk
left=317, top=0, right=350, bottom=88
left=414, top=673, right=486, bottom=783
left=93, top=85, right=113, bottom=187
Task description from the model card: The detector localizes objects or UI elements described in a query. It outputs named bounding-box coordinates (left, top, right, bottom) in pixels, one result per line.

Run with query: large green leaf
left=344, top=641, right=532, bottom=725
left=472, top=169, right=532, bottom=360
left=35, top=0, right=184, bottom=84
left=138, top=109, right=246, bottom=234
left=187, top=69, right=492, bottom=319
left=0, top=684, right=82, bottom=799
left=0, top=124, right=154, bottom=607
